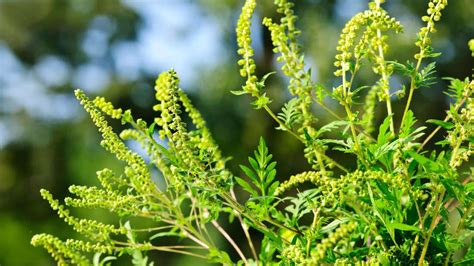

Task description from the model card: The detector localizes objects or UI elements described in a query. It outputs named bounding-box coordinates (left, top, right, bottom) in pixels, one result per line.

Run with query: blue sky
left=0, top=1, right=227, bottom=147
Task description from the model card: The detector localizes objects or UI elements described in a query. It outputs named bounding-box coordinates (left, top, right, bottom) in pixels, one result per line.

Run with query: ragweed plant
left=33, top=0, right=474, bottom=265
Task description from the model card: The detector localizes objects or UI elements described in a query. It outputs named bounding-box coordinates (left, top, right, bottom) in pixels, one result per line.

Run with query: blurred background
left=0, top=0, right=472, bottom=265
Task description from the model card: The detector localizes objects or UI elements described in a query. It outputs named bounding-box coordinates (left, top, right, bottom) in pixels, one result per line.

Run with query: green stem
left=230, top=189, right=259, bottom=263
left=414, top=93, right=470, bottom=153
left=418, top=189, right=445, bottom=266
left=400, top=0, right=442, bottom=131
left=375, top=0, right=394, bottom=136
left=311, top=93, right=375, bottom=142
left=351, top=202, right=387, bottom=251
left=212, top=220, right=248, bottom=264
left=262, top=105, right=348, bottom=173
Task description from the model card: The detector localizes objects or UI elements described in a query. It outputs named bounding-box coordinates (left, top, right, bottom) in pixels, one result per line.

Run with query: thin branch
left=230, top=189, right=258, bottom=262
left=212, top=220, right=248, bottom=264
left=418, top=97, right=467, bottom=152
left=263, top=105, right=348, bottom=173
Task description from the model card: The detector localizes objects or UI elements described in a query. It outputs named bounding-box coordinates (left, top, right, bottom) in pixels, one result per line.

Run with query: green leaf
left=147, top=122, right=156, bottom=136
left=248, top=157, right=259, bottom=171
left=240, top=165, right=258, bottom=184
left=377, top=115, right=393, bottom=144
left=389, top=60, right=415, bottom=77
left=267, top=181, right=280, bottom=196
left=444, top=77, right=468, bottom=99
left=425, top=46, right=442, bottom=58
left=235, top=176, right=258, bottom=196
left=406, top=151, right=443, bottom=173
left=320, top=218, right=350, bottom=234
left=400, top=110, right=416, bottom=137
left=276, top=98, right=301, bottom=131
left=415, top=62, right=437, bottom=88
left=266, top=168, right=277, bottom=185
left=240, top=137, right=279, bottom=207
left=259, top=71, right=276, bottom=86
left=121, top=109, right=133, bottom=125
left=230, top=90, right=248, bottom=96
left=427, top=119, right=454, bottom=130
left=316, top=120, right=349, bottom=137
left=387, top=222, right=420, bottom=232
left=252, top=94, right=272, bottom=109
left=149, top=231, right=181, bottom=240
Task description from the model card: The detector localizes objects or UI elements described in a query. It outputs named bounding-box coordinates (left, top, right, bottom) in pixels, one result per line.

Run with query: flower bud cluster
left=64, top=239, right=117, bottom=254
left=281, top=244, right=305, bottom=264
left=447, top=87, right=474, bottom=167
left=362, top=85, right=378, bottom=134
left=65, top=185, right=142, bottom=217
left=153, top=71, right=202, bottom=189
left=75, top=90, right=157, bottom=196
left=236, top=0, right=259, bottom=96
left=264, top=0, right=305, bottom=98
left=40, top=189, right=125, bottom=241
left=263, top=7, right=314, bottom=134
left=153, top=70, right=230, bottom=190
left=311, top=221, right=358, bottom=263
left=96, top=168, right=127, bottom=191
left=303, top=141, right=329, bottom=171
left=415, top=0, right=448, bottom=60
left=93, top=96, right=123, bottom=119
left=334, top=7, right=402, bottom=77
left=178, top=89, right=225, bottom=170
left=274, top=171, right=327, bottom=196
left=31, top=234, right=90, bottom=265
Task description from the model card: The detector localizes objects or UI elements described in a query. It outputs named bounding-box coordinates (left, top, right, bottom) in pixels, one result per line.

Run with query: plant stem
left=418, top=189, right=445, bottom=266
left=350, top=201, right=387, bottom=251
left=344, top=105, right=360, bottom=152
left=212, top=220, right=248, bottom=264
left=341, top=66, right=361, bottom=154
left=113, top=241, right=208, bottom=260
left=263, top=104, right=327, bottom=175
left=310, top=95, right=375, bottom=141
left=373, top=1, right=395, bottom=135
left=400, top=0, right=441, bottom=131
left=262, top=104, right=349, bottom=173
left=230, top=189, right=259, bottom=262
left=418, top=98, right=466, bottom=152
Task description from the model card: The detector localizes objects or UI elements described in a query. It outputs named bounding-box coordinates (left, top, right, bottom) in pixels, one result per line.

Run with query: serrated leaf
left=248, top=157, right=259, bottom=171
left=400, top=110, right=416, bottom=137
left=240, top=164, right=258, bottom=184
left=235, top=176, right=258, bottom=196
left=415, top=62, right=437, bottom=88
left=316, top=120, right=348, bottom=137
left=406, top=151, right=443, bottom=172
left=266, top=169, right=277, bottom=185
left=276, top=98, right=301, bottom=130
left=378, top=115, right=393, bottom=144
left=389, top=60, right=415, bottom=77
